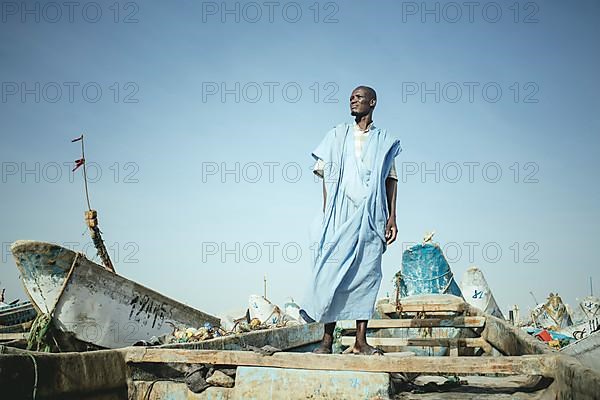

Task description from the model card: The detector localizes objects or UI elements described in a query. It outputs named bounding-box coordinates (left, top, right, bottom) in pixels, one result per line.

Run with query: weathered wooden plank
left=0, top=349, right=128, bottom=398
left=158, top=323, right=323, bottom=351
left=340, top=336, right=487, bottom=348
left=125, top=348, right=556, bottom=376
left=0, top=320, right=33, bottom=334
left=0, top=332, right=28, bottom=341
left=338, top=316, right=485, bottom=330
left=132, top=381, right=232, bottom=400
left=234, top=367, right=390, bottom=400
left=551, top=350, right=600, bottom=399
left=479, top=312, right=549, bottom=356
left=378, top=302, right=465, bottom=314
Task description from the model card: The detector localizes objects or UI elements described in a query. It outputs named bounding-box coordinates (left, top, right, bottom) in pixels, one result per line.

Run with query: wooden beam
left=159, top=323, right=323, bottom=351
left=378, top=302, right=465, bottom=314
left=0, top=320, right=33, bottom=334
left=338, top=316, right=485, bottom=330
left=340, top=336, right=488, bottom=349
left=480, top=313, right=549, bottom=356
left=0, top=332, right=28, bottom=341
left=125, top=348, right=556, bottom=377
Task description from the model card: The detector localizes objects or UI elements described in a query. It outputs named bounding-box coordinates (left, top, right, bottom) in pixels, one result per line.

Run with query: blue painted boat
left=373, top=238, right=466, bottom=356
left=398, top=242, right=463, bottom=298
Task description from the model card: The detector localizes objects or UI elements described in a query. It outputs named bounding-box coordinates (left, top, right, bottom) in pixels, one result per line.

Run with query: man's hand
left=385, top=217, right=397, bottom=245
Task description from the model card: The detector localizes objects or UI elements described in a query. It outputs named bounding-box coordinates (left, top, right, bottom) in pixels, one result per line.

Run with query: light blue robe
left=303, top=123, right=402, bottom=323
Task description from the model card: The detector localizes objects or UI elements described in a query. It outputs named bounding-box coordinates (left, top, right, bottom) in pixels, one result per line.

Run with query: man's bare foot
left=344, top=342, right=384, bottom=356
left=312, top=322, right=336, bottom=354
left=312, top=343, right=332, bottom=354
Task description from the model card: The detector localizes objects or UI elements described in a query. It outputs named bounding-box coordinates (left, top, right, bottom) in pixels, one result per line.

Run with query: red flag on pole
left=73, top=158, right=85, bottom=172
left=72, top=135, right=83, bottom=142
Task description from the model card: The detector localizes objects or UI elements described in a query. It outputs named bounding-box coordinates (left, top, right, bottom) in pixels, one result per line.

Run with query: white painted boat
left=531, top=293, right=573, bottom=330
left=459, top=266, right=504, bottom=319
left=561, top=329, right=600, bottom=371
left=573, top=295, right=600, bottom=323
left=10, top=240, right=220, bottom=350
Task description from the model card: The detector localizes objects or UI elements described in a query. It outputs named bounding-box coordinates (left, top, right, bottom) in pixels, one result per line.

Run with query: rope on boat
left=71, top=135, right=115, bottom=273
left=143, top=380, right=160, bottom=400
left=26, top=253, right=80, bottom=352
left=394, top=272, right=403, bottom=313
left=27, top=353, right=38, bottom=399
left=27, top=314, right=52, bottom=352
left=85, top=210, right=115, bottom=273
left=394, top=270, right=457, bottom=311
left=400, top=270, right=453, bottom=282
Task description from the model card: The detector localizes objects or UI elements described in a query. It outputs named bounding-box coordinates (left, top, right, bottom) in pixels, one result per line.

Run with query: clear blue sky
left=1, top=0, right=599, bottom=318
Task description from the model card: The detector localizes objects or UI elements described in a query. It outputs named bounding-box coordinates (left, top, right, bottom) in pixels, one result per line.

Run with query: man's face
left=350, top=88, right=375, bottom=117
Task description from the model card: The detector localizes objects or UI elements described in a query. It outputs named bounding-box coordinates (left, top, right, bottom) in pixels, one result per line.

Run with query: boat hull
left=561, top=330, right=600, bottom=371
left=11, top=240, right=220, bottom=349
left=0, top=302, right=36, bottom=329
left=460, top=266, right=504, bottom=318
left=392, top=242, right=466, bottom=356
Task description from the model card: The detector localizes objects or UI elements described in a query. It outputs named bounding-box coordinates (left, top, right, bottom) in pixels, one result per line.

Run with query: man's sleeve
left=313, top=159, right=325, bottom=178
left=311, top=127, right=337, bottom=179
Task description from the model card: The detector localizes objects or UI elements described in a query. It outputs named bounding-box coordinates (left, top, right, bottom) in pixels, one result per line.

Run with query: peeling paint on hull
left=11, top=240, right=220, bottom=349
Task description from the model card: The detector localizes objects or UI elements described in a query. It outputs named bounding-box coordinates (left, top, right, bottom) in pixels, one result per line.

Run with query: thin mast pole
left=529, top=291, right=539, bottom=306
left=81, top=133, right=91, bottom=210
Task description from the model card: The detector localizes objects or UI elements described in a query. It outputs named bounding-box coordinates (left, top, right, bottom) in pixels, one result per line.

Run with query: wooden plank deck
left=125, top=349, right=556, bottom=377
left=0, top=332, right=28, bottom=341
left=158, top=323, right=322, bottom=351
left=338, top=316, right=485, bottom=330
left=340, top=336, right=489, bottom=349
left=378, top=302, right=465, bottom=314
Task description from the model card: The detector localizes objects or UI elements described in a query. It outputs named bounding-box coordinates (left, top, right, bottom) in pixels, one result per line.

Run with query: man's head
left=350, top=86, right=377, bottom=117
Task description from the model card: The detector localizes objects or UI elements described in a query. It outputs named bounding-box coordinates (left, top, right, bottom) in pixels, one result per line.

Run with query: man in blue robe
left=302, top=86, right=401, bottom=355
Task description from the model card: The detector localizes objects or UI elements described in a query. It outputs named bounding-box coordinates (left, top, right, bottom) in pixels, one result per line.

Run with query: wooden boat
left=0, top=300, right=36, bottom=328
left=573, top=295, right=600, bottom=322
left=393, top=239, right=466, bottom=357
left=2, top=296, right=599, bottom=399
left=562, top=295, right=600, bottom=339
left=460, top=266, right=504, bottom=318
left=0, top=300, right=36, bottom=346
left=10, top=240, right=220, bottom=350
left=530, top=292, right=573, bottom=330
left=561, top=329, right=600, bottom=371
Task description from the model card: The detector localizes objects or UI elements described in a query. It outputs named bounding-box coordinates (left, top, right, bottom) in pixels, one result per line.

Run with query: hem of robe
left=317, top=310, right=375, bottom=324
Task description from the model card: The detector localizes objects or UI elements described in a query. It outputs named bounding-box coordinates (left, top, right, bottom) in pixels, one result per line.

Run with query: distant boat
left=11, top=240, right=220, bottom=350
left=530, top=292, right=573, bottom=330
left=460, top=266, right=504, bottom=319
left=573, top=295, right=600, bottom=323
left=0, top=300, right=36, bottom=330
left=0, top=298, right=37, bottom=345
left=560, top=296, right=600, bottom=342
